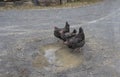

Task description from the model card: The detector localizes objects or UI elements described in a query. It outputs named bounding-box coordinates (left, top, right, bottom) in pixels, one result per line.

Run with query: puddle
left=33, top=43, right=83, bottom=72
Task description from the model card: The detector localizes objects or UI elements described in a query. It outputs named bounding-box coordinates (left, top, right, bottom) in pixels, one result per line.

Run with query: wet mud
left=33, top=42, right=83, bottom=72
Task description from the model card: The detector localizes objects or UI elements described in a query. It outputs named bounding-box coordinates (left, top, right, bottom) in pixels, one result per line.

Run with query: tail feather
left=65, top=21, right=70, bottom=28
left=72, top=29, right=77, bottom=33
left=79, top=27, right=83, bottom=33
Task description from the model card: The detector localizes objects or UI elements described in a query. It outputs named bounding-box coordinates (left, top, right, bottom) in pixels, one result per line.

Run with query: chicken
left=61, top=29, right=77, bottom=41
left=64, top=27, right=85, bottom=49
left=74, top=27, right=85, bottom=41
left=54, top=21, right=70, bottom=40
left=59, top=21, right=70, bottom=34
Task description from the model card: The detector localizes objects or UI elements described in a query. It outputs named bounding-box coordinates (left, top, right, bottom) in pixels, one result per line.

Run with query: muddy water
left=33, top=42, right=83, bottom=72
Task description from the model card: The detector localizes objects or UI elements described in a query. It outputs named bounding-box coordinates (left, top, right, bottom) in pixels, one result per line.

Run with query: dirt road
left=0, top=0, right=120, bottom=77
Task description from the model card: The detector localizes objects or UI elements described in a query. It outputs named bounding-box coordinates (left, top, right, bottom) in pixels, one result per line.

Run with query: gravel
left=0, top=0, right=120, bottom=77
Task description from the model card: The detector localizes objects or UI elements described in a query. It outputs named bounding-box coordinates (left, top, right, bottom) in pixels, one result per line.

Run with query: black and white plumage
left=54, top=21, right=70, bottom=40
left=64, top=27, right=85, bottom=49
left=61, top=29, right=77, bottom=41
left=53, top=21, right=85, bottom=52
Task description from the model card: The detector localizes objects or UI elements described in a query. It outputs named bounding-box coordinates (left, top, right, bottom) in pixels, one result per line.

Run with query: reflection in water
left=33, top=43, right=83, bottom=72
left=44, top=49, right=56, bottom=64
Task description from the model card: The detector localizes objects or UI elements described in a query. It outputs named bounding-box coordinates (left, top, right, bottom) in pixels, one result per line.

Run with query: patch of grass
left=0, top=0, right=102, bottom=11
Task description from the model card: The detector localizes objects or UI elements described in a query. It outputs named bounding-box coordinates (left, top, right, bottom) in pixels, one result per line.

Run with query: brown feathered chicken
left=54, top=21, right=70, bottom=40
left=64, top=27, right=85, bottom=49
